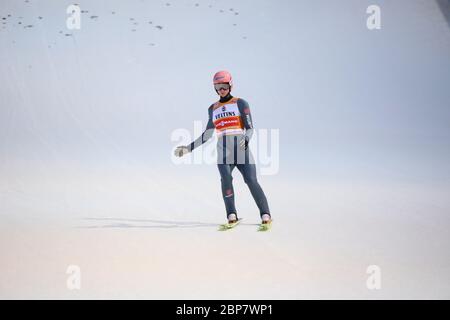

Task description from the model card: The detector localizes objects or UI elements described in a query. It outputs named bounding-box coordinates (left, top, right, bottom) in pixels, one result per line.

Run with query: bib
left=212, top=97, right=244, bottom=137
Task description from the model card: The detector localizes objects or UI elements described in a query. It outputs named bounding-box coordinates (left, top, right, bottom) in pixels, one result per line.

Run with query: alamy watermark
left=366, top=5, right=381, bottom=30
left=66, top=264, right=81, bottom=290
left=366, top=265, right=381, bottom=290
left=66, top=4, right=81, bottom=30
left=171, top=121, right=280, bottom=175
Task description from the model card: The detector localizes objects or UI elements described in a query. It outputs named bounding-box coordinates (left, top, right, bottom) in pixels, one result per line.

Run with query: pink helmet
left=213, top=70, right=233, bottom=87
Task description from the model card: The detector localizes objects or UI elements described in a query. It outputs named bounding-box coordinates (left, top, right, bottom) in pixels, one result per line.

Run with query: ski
left=257, top=220, right=272, bottom=232
left=218, top=218, right=242, bottom=231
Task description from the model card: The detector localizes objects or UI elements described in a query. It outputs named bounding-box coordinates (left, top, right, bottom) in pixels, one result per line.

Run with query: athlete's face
left=215, top=84, right=230, bottom=98
left=218, top=87, right=230, bottom=98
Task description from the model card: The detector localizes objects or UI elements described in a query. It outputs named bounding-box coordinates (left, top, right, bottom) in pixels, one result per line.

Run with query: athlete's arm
left=237, top=98, right=254, bottom=149
left=187, top=105, right=215, bottom=152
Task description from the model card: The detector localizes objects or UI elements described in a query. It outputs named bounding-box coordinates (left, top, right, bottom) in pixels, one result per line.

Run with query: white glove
left=174, top=145, right=190, bottom=157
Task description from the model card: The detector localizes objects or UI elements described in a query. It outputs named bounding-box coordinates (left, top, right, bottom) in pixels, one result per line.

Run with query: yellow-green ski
left=218, top=218, right=242, bottom=231
left=257, top=221, right=272, bottom=232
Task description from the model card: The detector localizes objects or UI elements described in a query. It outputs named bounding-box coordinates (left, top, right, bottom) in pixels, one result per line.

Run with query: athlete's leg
left=217, top=163, right=238, bottom=218
left=236, top=162, right=271, bottom=218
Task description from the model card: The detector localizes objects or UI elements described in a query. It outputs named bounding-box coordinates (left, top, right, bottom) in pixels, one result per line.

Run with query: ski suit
left=188, top=94, right=270, bottom=219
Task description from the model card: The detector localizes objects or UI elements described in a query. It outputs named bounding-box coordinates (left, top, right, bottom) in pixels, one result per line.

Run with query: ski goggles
left=214, top=83, right=231, bottom=91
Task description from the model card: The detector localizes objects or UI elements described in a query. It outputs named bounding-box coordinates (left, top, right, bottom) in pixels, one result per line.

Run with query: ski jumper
left=188, top=94, right=270, bottom=218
